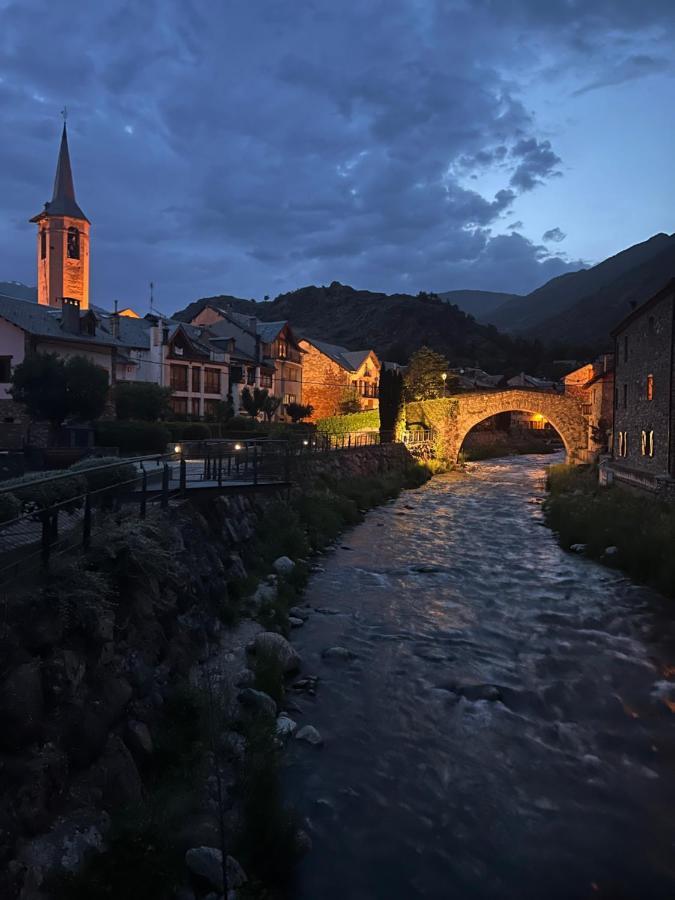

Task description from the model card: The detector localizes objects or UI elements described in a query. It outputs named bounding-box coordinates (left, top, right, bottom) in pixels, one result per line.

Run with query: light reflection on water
left=284, top=454, right=675, bottom=900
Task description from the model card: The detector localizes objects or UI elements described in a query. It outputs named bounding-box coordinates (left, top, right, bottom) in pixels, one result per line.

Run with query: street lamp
left=441, top=372, right=448, bottom=397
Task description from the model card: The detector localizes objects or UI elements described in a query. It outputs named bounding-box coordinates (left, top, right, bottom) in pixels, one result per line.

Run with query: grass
left=544, top=463, right=675, bottom=597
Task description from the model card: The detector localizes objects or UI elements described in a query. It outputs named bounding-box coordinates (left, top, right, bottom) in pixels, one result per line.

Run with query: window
left=40, top=230, right=47, bottom=260
left=617, top=431, right=628, bottom=458
left=260, top=373, right=273, bottom=389
left=171, top=396, right=188, bottom=416
left=204, top=368, right=220, bottom=394
left=641, top=430, right=655, bottom=457
left=624, top=336, right=628, bottom=363
left=230, top=365, right=243, bottom=384
left=246, top=367, right=256, bottom=386
left=0, top=356, right=11, bottom=382
left=67, top=226, right=80, bottom=260
left=191, top=367, right=201, bottom=392
left=170, top=364, right=188, bottom=391
left=204, top=399, right=219, bottom=418
left=623, top=383, right=628, bottom=409
left=191, top=398, right=200, bottom=417
left=647, top=373, right=654, bottom=401
left=284, top=393, right=296, bottom=405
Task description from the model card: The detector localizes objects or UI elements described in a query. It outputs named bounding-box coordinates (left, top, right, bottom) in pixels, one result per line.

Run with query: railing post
left=161, top=463, right=170, bottom=509
left=219, top=450, right=223, bottom=487
left=180, top=455, right=187, bottom=496
left=41, top=510, right=50, bottom=569
left=83, top=492, right=92, bottom=550
left=348, top=434, right=352, bottom=449
left=140, top=470, right=147, bottom=519
left=253, top=443, right=258, bottom=485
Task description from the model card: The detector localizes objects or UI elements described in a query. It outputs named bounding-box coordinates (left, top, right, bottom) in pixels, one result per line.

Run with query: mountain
left=527, top=236, right=675, bottom=345
left=488, top=233, right=675, bottom=338
left=0, top=281, right=36, bottom=301
left=174, top=282, right=580, bottom=375
left=439, top=289, right=520, bottom=321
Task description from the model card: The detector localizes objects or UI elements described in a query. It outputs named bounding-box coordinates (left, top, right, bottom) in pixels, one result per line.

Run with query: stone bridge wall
left=407, top=389, right=589, bottom=463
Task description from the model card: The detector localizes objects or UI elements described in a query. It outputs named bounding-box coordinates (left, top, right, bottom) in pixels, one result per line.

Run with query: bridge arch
left=450, top=389, right=588, bottom=464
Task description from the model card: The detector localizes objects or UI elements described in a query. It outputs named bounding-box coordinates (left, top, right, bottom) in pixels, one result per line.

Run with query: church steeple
left=30, top=120, right=91, bottom=309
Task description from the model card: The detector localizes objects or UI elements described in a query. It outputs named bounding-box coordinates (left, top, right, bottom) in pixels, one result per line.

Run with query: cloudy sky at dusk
left=1, top=0, right=674, bottom=313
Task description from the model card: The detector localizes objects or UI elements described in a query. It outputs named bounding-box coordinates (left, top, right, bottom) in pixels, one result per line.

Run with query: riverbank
left=544, top=462, right=675, bottom=597
left=0, top=444, right=432, bottom=900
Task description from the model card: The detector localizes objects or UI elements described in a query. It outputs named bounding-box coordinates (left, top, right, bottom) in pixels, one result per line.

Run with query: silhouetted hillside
left=0, top=281, right=36, bottom=301
left=438, top=289, right=520, bottom=320
left=489, top=233, right=675, bottom=337
left=174, top=283, right=589, bottom=375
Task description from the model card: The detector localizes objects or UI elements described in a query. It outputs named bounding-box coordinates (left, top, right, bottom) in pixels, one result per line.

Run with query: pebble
left=296, top=725, right=323, bottom=746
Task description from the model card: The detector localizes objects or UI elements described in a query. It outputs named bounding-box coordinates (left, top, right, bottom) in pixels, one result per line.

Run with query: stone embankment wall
left=0, top=443, right=413, bottom=899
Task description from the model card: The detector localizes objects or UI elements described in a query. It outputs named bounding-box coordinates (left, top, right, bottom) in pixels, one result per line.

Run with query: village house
left=188, top=304, right=303, bottom=418
left=297, top=337, right=380, bottom=420
left=563, top=354, right=614, bottom=458
left=608, top=279, right=675, bottom=496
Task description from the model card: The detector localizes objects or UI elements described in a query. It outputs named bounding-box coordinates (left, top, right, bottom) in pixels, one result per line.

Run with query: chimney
left=110, top=300, right=120, bottom=338
left=61, top=296, right=81, bottom=334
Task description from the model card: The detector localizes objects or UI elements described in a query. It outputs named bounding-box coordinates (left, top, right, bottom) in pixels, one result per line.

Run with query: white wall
left=0, top=319, right=26, bottom=399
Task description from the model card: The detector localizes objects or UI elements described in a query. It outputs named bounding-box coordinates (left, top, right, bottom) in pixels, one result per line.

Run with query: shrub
left=315, top=409, right=380, bottom=435
left=95, top=420, right=170, bottom=454
left=182, top=422, right=211, bottom=440
left=68, top=456, right=137, bottom=491
left=114, top=381, right=172, bottom=421
left=0, top=492, right=20, bottom=523
left=1, top=468, right=86, bottom=509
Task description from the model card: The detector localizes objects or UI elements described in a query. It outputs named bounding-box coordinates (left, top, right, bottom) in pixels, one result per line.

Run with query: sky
left=1, top=0, right=674, bottom=314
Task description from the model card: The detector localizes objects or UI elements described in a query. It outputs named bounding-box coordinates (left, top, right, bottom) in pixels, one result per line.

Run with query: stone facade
left=298, top=339, right=380, bottom=421
left=610, top=280, right=675, bottom=493
left=407, top=388, right=589, bottom=463
left=563, top=354, right=615, bottom=460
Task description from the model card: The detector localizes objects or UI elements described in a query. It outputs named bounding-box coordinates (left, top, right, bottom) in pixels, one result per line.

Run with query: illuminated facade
left=30, top=124, right=90, bottom=310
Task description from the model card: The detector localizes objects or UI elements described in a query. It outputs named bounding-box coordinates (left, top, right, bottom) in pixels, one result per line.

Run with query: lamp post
left=441, top=372, right=447, bottom=397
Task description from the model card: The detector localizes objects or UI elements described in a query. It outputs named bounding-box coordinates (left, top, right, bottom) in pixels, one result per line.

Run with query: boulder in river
left=276, top=713, right=298, bottom=738
left=247, top=632, right=301, bottom=673
left=570, top=543, right=587, bottom=553
left=289, top=617, right=305, bottom=628
left=273, top=555, right=295, bottom=576
left=238, top=688, right=277, bottom=719
left=296, top=725, right=323, bottom=746
left=321, top=646, right=356, bottom=661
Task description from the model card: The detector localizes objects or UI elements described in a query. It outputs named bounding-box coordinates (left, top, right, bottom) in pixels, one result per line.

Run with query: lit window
left=641, top=430, right=647, bottom=456
left=618, top=431, right=628, bottom=458
left=67, top=226, right=80, bottom=260
left=40, top=230, right=47, bottom=260
left=647, top=374, right=654, bottom=401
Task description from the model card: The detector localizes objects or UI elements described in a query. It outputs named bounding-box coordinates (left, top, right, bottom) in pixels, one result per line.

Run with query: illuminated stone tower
left=30, top=123, right=90, bottom=310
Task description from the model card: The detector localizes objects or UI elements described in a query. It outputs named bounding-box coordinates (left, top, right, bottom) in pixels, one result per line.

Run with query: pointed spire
left=52, top=123, right=77, bottom=206
left=31, top=121, right=89, bottom=222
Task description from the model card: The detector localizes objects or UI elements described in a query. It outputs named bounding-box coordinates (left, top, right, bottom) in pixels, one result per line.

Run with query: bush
left=0, top=492, right=20, bottom=523
left=68, top=456, right=137, bottom=491
left=96, top=420, right=170, bottom=454
left=114, top=381, right=172, bottom=421
left=315, top=409, right=380, bottom=435
left=1, top=468, right=86, bottom=509
left=164, top=421, right=213, bottom=441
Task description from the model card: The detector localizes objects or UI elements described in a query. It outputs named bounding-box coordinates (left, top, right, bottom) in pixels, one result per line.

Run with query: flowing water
left=284, top=454, right=675, bottom=900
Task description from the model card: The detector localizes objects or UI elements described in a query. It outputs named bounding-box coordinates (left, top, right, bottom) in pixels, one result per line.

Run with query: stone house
left=297, top=338, right=380, bottom=420
left=563, top=354, right=614, bottom=458
left=608, top=279, right=675, bottom=495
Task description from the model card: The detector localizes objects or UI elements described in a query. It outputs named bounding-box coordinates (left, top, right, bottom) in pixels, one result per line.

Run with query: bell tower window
left=40, top=230, right=47, bottom=260
left=67, top=226, right=80, bottom=260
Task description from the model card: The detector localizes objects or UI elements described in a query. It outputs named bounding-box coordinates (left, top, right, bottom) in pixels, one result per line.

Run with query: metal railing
left=403, top=429, right=435, bottom=445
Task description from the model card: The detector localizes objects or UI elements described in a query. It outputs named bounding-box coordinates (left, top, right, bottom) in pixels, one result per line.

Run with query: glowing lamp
left=303, top=439, right=309, bottom=446
left=234, top=443, right=242, bottom=451
left=174, top=444, right=181, bottom=454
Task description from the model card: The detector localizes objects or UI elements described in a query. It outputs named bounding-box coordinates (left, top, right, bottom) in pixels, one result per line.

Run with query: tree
left=338, top=385, right=361, bottom=415
left=285, top=401, right=313, bottom=423
left=262, top=394, right=282, bottom=422
left=379, top=369, right=405, bottom=443
left=404, top=346, right=451, bottom=401
left=114, top=381, right=172, bottom=421
left=11, top=352, right=109, bottom=426
left=241, top=387, right=269, bottom=419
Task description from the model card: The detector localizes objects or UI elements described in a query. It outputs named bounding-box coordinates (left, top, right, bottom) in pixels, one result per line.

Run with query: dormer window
left=67, top=226, right=80, bottom=260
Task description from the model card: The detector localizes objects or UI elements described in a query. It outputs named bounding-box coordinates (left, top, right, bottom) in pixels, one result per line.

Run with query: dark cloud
left=0, top=0, right=672, bottom=310
left=542, top=227, right=566, bottom=243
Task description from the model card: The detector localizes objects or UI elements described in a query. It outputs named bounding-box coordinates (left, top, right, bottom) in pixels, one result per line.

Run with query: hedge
left=69, top=456, right=138, bottom=491
left=164, top=421, right=213, bottom=441
left=96, top=420, right=170, bottom=454
left=315, top=410, right=380, bottom=435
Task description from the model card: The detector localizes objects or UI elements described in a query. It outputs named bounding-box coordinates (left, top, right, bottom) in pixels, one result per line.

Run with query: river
left=283, top=453, right=675, bottom=900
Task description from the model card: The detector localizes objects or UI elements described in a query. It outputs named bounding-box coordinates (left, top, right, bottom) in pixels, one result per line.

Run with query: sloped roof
left=302, top=337, right=375, bottom=373
left=0, top=293, right=117, bottom=347
left=256, top=320, right=287, bottom=343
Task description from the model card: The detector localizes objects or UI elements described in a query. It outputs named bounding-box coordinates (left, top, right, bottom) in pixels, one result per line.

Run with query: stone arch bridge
left=407, top=388, right=590, bottom=463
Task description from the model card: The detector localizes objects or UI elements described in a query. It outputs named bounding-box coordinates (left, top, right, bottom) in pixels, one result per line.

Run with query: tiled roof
left=302, top=337, right=374, bottom=372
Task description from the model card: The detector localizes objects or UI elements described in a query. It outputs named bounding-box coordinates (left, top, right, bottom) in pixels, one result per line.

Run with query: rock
left=99, top=736, right=143, bottom=808
left=290, top=675, right=319, bottom=695
left=234, top=668, right=254, bottom=688
left=603, top=546, right=619, bottom=557
left=273, top=556, right=295, bottom=576
left=226, top=552, right=247, bottom=582
left=570, top=543, right=587, bottom=553
left=249, top=582, right=277, bottom=612
left=276, top=713, right=298, bottom=738
left=0, top=661, right=44, bottom=750
left=294, top=828, right=313, bottom=855
left=452, top=683, right=502, bottom=702
left=238, top=688, right=277, bottom=718
left=321, top=646, right=355, bottom=662
left=289, top=606, right=310, bottom=620
left=185, top=847, right=247, bottom=892
left=295, top=725, right=323, bottom=746
left=289, top=617, right=305, bottom=628
left=125, top=720, right=153, bottom=760
left=248, top=632, right=301, bottom=674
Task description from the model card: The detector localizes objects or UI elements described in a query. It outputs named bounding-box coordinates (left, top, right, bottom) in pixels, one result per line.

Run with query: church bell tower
left=30, top=122, right=90, bottom=310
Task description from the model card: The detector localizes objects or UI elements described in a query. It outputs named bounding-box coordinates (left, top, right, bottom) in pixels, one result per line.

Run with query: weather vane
left=60, top=106, right=67, bottom=123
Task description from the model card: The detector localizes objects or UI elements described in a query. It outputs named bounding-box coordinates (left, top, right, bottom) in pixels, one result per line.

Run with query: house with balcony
left=297, top=337, right=380, bottom=420
left=188, top=305, right=303, bottom=418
